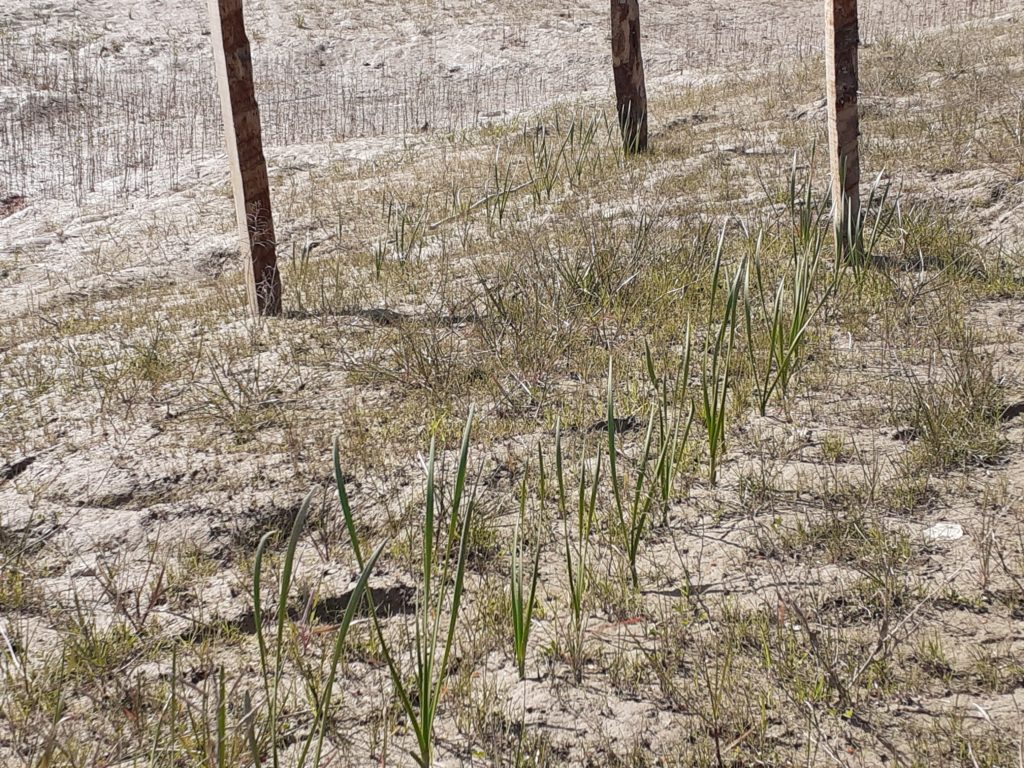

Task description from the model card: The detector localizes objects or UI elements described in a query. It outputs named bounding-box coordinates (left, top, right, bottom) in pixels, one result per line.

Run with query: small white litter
left=922, top=522, right=964, bottom=543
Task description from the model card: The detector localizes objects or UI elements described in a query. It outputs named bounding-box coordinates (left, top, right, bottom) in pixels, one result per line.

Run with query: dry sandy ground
left=1, top=0, right=1020, bottom=317
left=2, top=1, right=1024, bottom=766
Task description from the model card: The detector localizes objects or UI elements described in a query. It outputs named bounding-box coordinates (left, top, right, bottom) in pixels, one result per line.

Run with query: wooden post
left=611, top=0, right=649, bottom=153
left=208, top=0, right=282, bottom=316
left=826, top=0, right=860, bottom=247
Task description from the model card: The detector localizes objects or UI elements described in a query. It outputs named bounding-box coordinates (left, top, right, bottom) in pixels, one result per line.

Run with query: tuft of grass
left=699, top=227, right=746, bottom=486
left=337, top=409, right=477, bottom=768
left=644, top=333, right=696, bottom=526
left=606, top=361, right=655, bottom=589
left=250, top=491, right=385, bottom=767
left=744, top=158, right=833, bottom=414
left=509, top=454, right=541, bottom=680
left=556, top=419, right=600, bottom=682
left=902, top=323, right=1005, bottom=470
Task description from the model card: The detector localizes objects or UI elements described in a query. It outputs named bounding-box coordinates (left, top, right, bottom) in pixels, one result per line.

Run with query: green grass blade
left=333, top=436, right=364, bottom=569
left=216, top=666, right=227, bottom=768
left=606, top=359, right=624, bottom=530
left=242, top=691, right=261, bottom=768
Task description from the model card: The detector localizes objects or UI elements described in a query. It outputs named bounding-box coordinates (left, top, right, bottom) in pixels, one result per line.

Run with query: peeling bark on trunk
left=208, top=0, right=281, bottom=316
left=611, top=0, right=648, bottom=154
left=826, top=0, right=860, bottom=248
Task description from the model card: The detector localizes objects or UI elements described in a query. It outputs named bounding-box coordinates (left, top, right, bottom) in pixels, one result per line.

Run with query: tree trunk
left=611, top=0, right=648, bottom=153
left=208, top=0, right=282, bottom=316
left=826, top=0, right=860, bottom=248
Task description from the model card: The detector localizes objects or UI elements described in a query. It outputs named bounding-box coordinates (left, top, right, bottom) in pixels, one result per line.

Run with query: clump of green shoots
left=784, top=146, right=829, bottom=251
left=373, top=192, right=427, bottom=277
left=336, top=410, right=476, bottom=768
left=741, top=154, right=835, bottom=415
left=250, top=492, right=384, bottom=767
left=484, top=150, right=516, bottom=232
left=524, top=112, right=603, bottom=205
left=743, top=224, right=829, bottom=415
left=833, top=165, right=897, bottom=287
left=556, top=421, right=600, bottom=682
left=606, top=361, right=655, bottom=590
left=509, top=450, right=542, bottom=680
left=699, top=228, right=745, bottom=486
left=561, top=114, right=601, bottom=187
left=527, top=124, right=562, bottom=203
left=644, top=332, right=695, bottom=526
